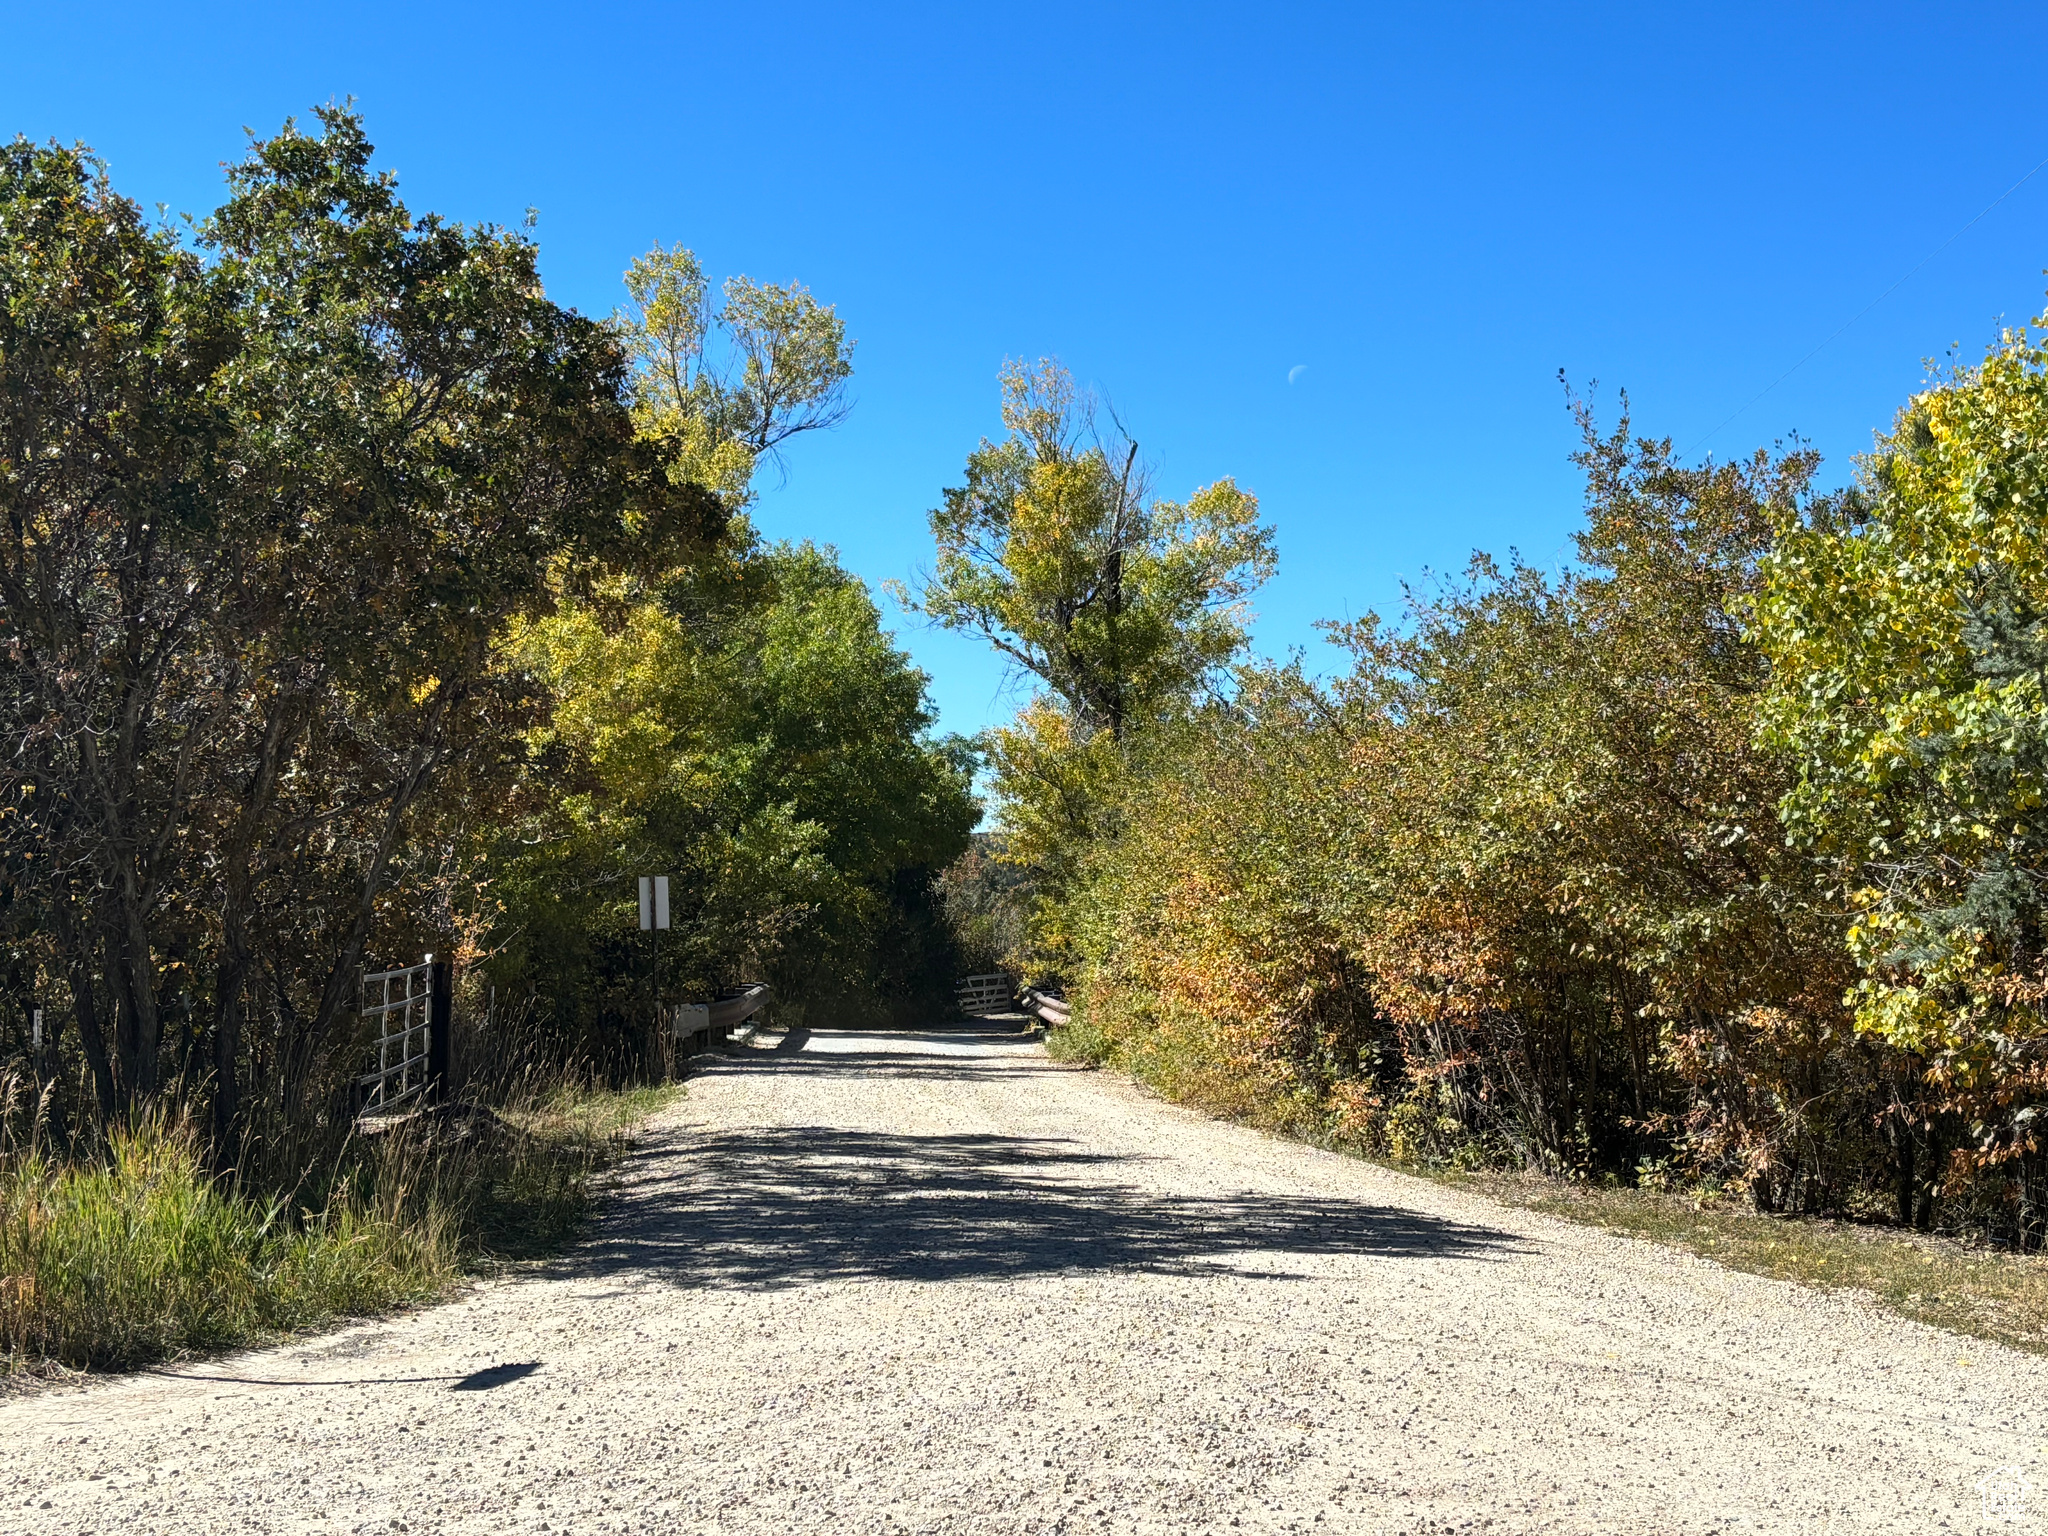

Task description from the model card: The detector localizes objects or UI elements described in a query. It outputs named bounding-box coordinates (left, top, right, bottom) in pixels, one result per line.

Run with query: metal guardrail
left=711, top=983, right=771, bottom=1030
left=669, top=983, right=771, bottom=1052
left=1019, top=987, right=1070, bottom=1027
left=956, top=973, right=1016, bottom=1017
left=357, top=960, right=766, bottom=1122
left=953, top=973, right=1069, bottom=1027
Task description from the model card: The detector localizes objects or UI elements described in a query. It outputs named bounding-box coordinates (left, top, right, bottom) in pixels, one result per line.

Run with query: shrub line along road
left=2, top=1020, right=2040, bottom=1534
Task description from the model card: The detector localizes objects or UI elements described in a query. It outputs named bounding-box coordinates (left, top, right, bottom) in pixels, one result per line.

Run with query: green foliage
left=472, top=240, right=956, bottom=1045
left=936, top=834, right=1032, bottom=974
left=1060, top=677, right=1372, bottom=1129
left=0, top=132, right=239, bottom=1117
left=1326, top=407, right=1871, bottom=1189
left=0, top=107, right=933, bottom=1169
left=0, top=109, right=960, bottom=1374
left=490, top=540, right=976, bottom=1038
left=1012, top=398, right=1899, bottom=1218
left=896, top=359, right=1273, bottom=744
left=619, top=243, right=854, bottom=500
left=1756, top=315, right=2048, bottom=1215
left=0, top=98, right=973, bottom=1385
left=907, top=361, right=1275, bottom=973
left=466, top=1081, right=679, bottom=1258
left=0, top=106, right=718, bottom=1147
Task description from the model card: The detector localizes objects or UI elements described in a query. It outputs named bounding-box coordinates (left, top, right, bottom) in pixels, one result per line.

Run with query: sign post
left=638, top=875, right=671, bottom=1037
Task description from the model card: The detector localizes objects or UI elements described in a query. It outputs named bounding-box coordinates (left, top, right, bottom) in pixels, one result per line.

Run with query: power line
left=1682, top=152, right=2048, bottom=462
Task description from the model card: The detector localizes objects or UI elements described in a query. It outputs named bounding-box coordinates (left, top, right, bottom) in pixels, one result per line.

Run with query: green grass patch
left=471, top=1082, right=678, bottom=1258
left=0, top=1117, right=454, bottom=1371
left=0, top=1081, right=677, bottom=1374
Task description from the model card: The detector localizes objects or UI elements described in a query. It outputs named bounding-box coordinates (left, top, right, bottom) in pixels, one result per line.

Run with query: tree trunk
left=210, top=692, right=307, bottom=1159
left=1893, top=1117, right=1917, bottom=1227
left=284, top=680, right=460, bottom=1123
left=51, top=900, right=117, bottom=1121
left=110, top=882, right=163, bottom=1101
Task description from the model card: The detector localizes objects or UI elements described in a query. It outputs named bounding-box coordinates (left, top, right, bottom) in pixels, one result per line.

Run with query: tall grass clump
left=0, top=1107, right=454, bottom=1370
left=0, top=1057, right=669, bottom=1373
left=464, top=1073, right=677, bottom=1258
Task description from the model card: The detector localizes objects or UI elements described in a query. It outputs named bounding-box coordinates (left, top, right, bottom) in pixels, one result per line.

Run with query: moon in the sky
left=1287, top=364, right=1308, bottom=385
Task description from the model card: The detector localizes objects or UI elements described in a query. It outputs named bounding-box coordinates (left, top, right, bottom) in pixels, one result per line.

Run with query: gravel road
left=3, top=1019, right=2044, bottom=1535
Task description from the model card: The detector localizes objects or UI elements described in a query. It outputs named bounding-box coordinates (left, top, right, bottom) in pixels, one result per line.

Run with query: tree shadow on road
left=556, top=1124, right=1522, bottom=1290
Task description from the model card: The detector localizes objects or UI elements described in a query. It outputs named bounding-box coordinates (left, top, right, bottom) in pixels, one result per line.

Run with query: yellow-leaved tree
left=1757, top=316, right=2048, bottom=1234
left=893, top=359, right=1275, bottom=975
left=480, top=246, right=974, bottom=1049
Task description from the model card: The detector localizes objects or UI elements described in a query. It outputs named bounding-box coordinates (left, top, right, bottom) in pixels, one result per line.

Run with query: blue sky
left=10, top=3, right=2048, bottom=737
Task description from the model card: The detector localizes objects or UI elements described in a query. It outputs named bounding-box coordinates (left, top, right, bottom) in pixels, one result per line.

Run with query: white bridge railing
left=355, top=962, right=766, bottom=1125
left=954, top=972, right=1069, bottom=1027
left=668, top=983, right=772, bottom=1051
left=359, top=960, right=1050, bottom=1121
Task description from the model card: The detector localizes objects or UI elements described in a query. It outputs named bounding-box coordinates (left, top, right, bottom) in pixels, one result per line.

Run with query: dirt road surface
left=2, top=1020, right=2041, bottom=1534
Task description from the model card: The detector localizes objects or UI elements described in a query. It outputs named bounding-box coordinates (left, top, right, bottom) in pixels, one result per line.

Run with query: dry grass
left=1440, top=1171, right=2048, bottom=1355
left=1049, top=1021, right=2048, bottom=1357
left=0, top=1114, right=454, bottom=1372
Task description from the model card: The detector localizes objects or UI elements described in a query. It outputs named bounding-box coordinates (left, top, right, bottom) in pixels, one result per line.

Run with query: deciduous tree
left=895, top=359, right=1273, bottom=745
left=1757, top=317, right=2048, bottom=1226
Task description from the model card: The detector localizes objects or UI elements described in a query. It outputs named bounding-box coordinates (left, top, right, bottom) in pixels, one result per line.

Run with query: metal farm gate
left=355, top=955, right=451, bottom=1117
left=955, top=973, right=1016, bottom=1017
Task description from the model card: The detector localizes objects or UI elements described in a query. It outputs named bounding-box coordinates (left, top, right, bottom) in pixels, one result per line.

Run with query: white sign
left=638, top=875, right=671, bottom=931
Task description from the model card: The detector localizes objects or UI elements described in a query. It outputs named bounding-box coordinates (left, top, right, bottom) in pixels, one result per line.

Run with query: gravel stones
left=1, top=1019, right=2041, bottom=1533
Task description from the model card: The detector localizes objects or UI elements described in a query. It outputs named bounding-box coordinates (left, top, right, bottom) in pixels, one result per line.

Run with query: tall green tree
left=492, top=543, right=974, bottom=1037
left=0, top=109, right=718, bottom=1142
left=1756, top=316, right=2048, bottom=1215
left=0, top=136, right=238, bottom=1117
left=482, top=242, right=966, bottom=1039
left=896, top=359, right=1272, bottom=744
left=197, top=107, right=716, bottom=1136
left=618, top=243, right=854, bottom=505
left=899, top=359, right=1273, bottom=972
